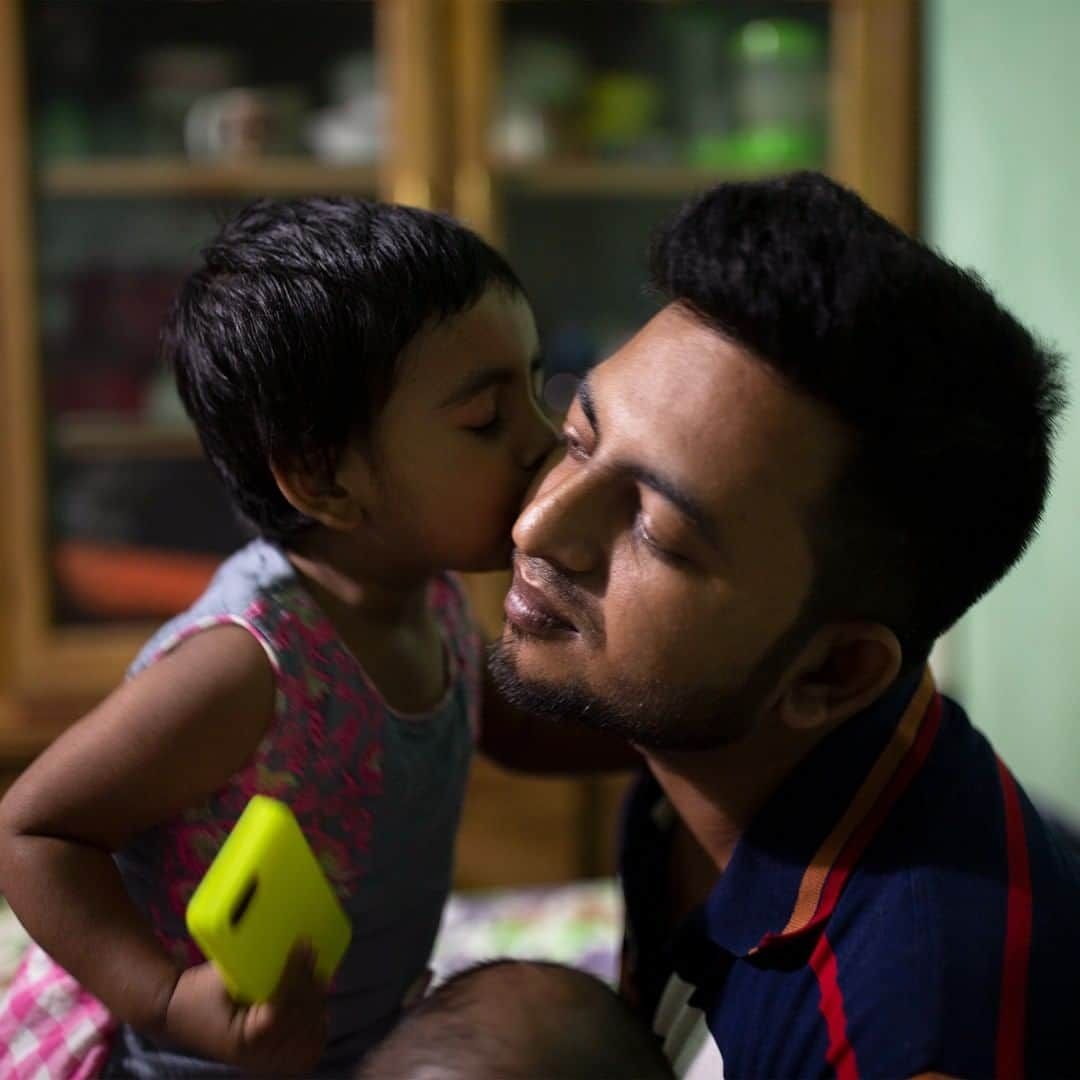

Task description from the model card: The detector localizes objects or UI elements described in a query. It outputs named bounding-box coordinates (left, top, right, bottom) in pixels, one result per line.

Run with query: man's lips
left=505, top=568, right=577, bottom=637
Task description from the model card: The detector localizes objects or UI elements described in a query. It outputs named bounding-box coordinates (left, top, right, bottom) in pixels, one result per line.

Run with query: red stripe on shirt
left=810, top=932, right=859, bottom=1080
left=994, top=757, right=1033, bottom=1080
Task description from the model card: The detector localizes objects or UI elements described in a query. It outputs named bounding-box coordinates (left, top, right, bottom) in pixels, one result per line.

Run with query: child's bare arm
left=479, top=665, right=641, bottom=774
left=0, top=625, right=322, bottom=1068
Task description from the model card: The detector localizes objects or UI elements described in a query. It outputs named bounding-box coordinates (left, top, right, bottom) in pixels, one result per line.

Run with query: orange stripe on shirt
left=774, top=669, right=937, bottom=938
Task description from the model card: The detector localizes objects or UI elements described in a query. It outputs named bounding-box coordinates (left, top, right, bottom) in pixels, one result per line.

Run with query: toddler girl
left=0, top=197, right=554, bottom=1076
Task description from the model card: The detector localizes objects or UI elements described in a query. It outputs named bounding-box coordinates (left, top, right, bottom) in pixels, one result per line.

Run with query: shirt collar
left=680, top=668, right=941, bottom=962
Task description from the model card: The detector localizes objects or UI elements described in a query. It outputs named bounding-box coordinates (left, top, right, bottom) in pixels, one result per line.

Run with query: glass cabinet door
left=22, top=2, right=380, bottom=627
left=455, top=0, right=830, bottom=411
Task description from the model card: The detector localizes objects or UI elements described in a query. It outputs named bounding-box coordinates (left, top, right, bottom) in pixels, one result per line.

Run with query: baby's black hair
left=355, top=960, right=675, bottom=1079
left=164, top=197, right=525, bottom=541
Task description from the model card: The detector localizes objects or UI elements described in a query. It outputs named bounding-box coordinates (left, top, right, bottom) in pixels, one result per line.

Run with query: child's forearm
left=2, top=831, right=329, bottom=1071
left=0, top=833, right=181, bottom=1034
left=0, top=626, right=285, bottom=1059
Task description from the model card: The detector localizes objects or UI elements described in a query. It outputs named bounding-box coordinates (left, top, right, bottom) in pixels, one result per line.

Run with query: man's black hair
left=651, top=171, right=1066, bottom=664
left=163, top=196, right=525, bottom=541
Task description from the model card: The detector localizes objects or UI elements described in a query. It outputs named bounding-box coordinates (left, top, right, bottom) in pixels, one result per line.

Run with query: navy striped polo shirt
left=620, top=670, right=1080, bottom=1078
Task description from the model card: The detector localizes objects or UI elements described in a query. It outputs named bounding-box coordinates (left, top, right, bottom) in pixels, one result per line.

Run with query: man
left=491, top=172, right=1080, bottom=1078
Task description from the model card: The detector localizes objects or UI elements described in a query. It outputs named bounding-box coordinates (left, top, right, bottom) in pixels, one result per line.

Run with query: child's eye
left=466, top=413, right=504, bottom=437
left=531, top=360, right=545, bottom=403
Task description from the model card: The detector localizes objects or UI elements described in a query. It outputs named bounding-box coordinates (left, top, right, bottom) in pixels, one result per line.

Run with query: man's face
left=492, top=304, right=851, bottom=750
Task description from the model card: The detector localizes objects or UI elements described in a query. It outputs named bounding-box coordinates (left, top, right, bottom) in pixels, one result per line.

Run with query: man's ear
left=774, top=623, right=903, bottom=733
left=271, top=447, right=375, bottom=532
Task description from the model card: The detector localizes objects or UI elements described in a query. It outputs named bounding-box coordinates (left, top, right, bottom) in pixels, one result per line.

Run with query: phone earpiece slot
left=230, top=877, right=258, bottom=926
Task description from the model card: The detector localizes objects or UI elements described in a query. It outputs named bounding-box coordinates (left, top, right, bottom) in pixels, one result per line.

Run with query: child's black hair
left=164, top=197, right=525, bottom=541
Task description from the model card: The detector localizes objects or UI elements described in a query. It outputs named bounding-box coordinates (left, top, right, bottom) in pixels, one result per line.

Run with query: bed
left=0, top=878, right=622, bottom=998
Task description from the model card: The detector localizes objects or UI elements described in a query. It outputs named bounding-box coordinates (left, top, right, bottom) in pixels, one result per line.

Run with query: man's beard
left=488, top=618, right=809, bottom=752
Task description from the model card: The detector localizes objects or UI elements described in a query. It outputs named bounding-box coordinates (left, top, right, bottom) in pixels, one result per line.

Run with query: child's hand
left=165, top=944, right=328, bottom=1074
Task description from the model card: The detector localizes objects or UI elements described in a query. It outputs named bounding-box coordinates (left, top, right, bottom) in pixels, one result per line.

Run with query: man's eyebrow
left=575, top=376, right=720, bottom=548
left=578, top=376, right=599, bottom=435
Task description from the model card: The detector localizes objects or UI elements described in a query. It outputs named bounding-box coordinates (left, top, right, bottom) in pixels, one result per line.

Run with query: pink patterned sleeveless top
left=2, top=539, right=482, bottom=1078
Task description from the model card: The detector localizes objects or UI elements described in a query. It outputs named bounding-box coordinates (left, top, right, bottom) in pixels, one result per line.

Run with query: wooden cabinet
left=0, top=0, right=918, bottom=887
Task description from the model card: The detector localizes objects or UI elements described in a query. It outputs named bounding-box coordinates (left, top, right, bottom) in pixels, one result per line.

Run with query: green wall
left=925, top=0, right=1080, bottom=818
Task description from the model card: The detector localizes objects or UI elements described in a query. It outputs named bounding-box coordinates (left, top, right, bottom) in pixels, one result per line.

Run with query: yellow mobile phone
left=185, top=795, right=352, bottom=1004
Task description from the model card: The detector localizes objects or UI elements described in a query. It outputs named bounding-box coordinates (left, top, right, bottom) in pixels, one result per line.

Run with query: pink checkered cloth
left=0, top=943, right=116, bottom=1079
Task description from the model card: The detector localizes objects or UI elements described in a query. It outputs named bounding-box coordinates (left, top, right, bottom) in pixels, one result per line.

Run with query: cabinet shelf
left=53, top=416, right=202, bottom=459
left=39, top=158, right=380, bottom=199
left=493, top=159, right=777, bottom=199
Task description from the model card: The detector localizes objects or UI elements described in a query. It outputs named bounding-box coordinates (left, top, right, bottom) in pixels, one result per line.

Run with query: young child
left=355, top=959, right=675, bottom=1079
left=0, top=197, right=557, bottom=1077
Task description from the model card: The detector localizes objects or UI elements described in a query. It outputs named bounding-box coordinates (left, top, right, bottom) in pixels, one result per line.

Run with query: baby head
left=163, top=197, right=554, bottom=573
left=356, top=960, right=674, bottom=1080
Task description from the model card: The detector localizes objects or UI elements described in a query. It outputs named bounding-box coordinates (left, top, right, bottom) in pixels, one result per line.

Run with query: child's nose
left=518, top=406, right=558, bottom=473
left=521, top=443, right=565, bottom=507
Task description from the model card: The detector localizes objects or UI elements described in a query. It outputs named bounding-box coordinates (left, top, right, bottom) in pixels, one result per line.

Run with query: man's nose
left=513, top=460, right=607, bottom=576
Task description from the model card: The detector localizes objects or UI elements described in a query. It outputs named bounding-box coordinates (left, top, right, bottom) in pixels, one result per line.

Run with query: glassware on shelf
left=31, top=3, right=96, bottom=161
left=492, top=3, right=828, bottom=174
left=584, top=72, right=666, bottom=161
left=137, top=46, right=245, bottom=156
left=660, top=4, right=732, bottom=164
left=305, top=52, right=384, bottom=164
left=690, top=16, right=827, bottom=171
left=494, top=35, right=588, bottom=163
left=184, top=85, right=310, bottom=161
left=29, top=3, right=380, bottom=165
